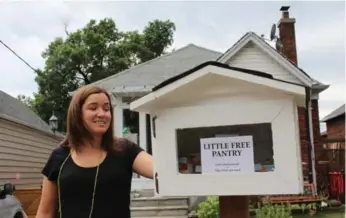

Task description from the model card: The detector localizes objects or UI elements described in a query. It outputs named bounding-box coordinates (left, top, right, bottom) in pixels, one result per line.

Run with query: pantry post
left=219, top=196, right=249, bottom=218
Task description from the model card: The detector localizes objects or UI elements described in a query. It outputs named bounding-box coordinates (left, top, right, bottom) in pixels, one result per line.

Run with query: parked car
left=0, top=183, right=26, bottom=218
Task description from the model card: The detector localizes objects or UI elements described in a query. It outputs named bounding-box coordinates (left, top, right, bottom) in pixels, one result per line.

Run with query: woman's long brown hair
left=59, top=85, right=124, bottom=153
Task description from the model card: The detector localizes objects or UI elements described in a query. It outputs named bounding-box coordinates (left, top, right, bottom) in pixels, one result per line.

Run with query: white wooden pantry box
left=130, top=61, right=305, bottom=197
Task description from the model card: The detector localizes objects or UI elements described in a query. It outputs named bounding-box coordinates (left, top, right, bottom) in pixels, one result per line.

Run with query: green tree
left=17, top=94, right=34, bottom=109
left=25, top=18, right=175, bottom=132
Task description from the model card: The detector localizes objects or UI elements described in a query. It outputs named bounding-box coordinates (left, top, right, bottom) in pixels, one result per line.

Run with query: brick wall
left=298, top=107, right=308, bottom=165
left=312, top=100, right=323, bottom=161
left=297, top=100, right=323, bottom=181
left=311, top=100, right=325, bottom=190
left=326, top=115, right=345, bottom=139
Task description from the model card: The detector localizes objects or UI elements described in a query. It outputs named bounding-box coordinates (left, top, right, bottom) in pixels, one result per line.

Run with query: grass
left=294, top=211, right=344, bottom=218
left=293, top=205, right=345, bottom=218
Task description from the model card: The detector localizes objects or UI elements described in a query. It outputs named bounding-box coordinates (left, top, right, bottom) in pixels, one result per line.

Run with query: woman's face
left=82, top=93, right=112, bottom=136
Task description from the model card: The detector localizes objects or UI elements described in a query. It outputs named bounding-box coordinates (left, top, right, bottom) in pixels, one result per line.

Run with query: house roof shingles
left=0, top=90, right=53, bottom=134
left=91, top=44, right=222, bottom=93
left=321, top=104, right=345, bottom=122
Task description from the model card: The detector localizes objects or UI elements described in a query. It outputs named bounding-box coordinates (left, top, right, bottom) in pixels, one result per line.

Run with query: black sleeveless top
left=41, top=139, right=144, bottom=218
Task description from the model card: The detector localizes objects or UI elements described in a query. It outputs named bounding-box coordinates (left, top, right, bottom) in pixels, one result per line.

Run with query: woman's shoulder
left=49, top=146, right=70, bottom=161
left=114, top=137, right=144, bottom=162
left=116, top=137, right=133, bottom=144
left=114, top=137, right=139, bottom=151
left=42, top=146, right=70, bottom=181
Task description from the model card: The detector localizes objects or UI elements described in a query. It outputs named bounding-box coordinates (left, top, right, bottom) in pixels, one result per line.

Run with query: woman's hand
left=133, top=151, right=154, bottom=179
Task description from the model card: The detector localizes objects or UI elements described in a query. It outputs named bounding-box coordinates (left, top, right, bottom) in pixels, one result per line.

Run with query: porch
left=111, top=95, right=154, bottom=190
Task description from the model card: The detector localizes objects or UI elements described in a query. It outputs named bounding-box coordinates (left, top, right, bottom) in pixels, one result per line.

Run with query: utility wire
left=0, top=39, right=38, bottom=72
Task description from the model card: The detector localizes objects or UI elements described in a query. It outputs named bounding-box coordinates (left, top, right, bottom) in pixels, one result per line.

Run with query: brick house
left=321, top=104, right=345, bottom=201
left=321, top=104, right=345, bottom=144
left=320, top=104, right=345, bottom=170
left=74, top=6, right=329, bottom=191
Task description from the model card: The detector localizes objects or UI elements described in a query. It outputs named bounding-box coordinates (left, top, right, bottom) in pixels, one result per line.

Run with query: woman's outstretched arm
left=133, top=151, right=154, bottom=179
left=36, top=177, right=57, bottom=218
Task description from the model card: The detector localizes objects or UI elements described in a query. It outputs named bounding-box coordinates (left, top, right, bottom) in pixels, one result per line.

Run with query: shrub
left=197, top=196, right=293, bottom=218
left=255, top=201, right=293, bottom=218
left=197, top=196, right=219, bottom=218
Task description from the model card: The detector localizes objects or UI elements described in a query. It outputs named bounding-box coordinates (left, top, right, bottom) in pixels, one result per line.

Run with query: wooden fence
left=316, top=146, right=345, bottom=203
left=14, top=188, right=41, bottom=217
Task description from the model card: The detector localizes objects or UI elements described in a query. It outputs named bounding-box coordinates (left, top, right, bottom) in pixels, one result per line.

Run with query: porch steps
left=131, top=197, right=189, bottom=207
left=131, top=205, right=188, bottom=217
left=130, top=190, right=189, bottom=217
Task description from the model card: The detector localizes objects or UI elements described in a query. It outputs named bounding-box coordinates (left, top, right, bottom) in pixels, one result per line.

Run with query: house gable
left=130, top=61, right=306, bottom=113
left=217, top=32, right=312, bottom=87
left=226, top=41, right=301, bottom=84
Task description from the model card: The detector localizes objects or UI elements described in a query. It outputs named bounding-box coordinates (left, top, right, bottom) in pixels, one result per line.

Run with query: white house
left=75, top=8, right=329, bottom=191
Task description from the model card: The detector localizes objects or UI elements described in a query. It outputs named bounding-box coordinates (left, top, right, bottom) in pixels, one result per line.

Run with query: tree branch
left=64, top=22, right=71, bottom=36
left=76, top=66, right=90, bottom=84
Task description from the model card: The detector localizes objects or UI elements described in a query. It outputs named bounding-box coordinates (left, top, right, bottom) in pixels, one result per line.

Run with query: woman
left=36, top=85, right=153, bottom=218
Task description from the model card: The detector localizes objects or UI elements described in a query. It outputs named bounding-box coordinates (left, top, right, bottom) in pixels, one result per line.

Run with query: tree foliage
left=17, top=94, right=34, bottom=109
left=24, top=18, right=175, bottom=133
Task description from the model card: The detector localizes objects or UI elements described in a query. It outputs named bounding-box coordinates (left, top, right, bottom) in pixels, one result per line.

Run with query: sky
left=0, top=1, right=344, bottom=131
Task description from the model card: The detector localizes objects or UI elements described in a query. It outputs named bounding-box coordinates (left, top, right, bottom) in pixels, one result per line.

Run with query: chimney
left=278, top=6, right=298, bottom=65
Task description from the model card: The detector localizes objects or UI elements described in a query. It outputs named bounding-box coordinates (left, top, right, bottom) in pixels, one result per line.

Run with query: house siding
left=0, top=118, right=60, bottom=189
left=226, top=41, right=302, bottom=84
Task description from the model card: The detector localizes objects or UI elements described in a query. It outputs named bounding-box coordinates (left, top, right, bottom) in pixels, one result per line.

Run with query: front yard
left=294, top=205, right=345, bottom=218
left=195, top=196, right=345, bottom=218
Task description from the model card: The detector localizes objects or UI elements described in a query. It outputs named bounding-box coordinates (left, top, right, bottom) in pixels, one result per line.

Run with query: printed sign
left=200, top=135, right=255, bottom=173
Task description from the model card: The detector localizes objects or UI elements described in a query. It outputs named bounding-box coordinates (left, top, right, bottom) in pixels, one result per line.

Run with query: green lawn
left=293, top=207, right=345, bottom=218
left=294, top=212, right=344, bottom=218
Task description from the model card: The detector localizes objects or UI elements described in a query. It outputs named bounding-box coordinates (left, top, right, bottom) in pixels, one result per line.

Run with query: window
left=176, top=123, right=275, bottom=174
